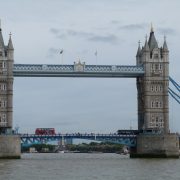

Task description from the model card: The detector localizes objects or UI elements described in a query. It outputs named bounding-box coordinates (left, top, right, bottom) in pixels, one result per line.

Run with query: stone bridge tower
left=0, top=24, right=20, bottom=159
left=0, top=25, right=14, bottom=134
left=136, top=27, right=169, bottom=134
left=132, top=27, right=179, bottom=158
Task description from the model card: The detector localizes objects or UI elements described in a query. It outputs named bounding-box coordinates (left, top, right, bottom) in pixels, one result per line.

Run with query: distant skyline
left=0, top=0, right=179, bottom=133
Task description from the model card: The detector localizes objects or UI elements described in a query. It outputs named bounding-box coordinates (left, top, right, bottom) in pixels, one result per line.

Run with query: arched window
left=155, top=64, right=159, bottom=70
left=151, top=85, right=154, bottom=92
left=155, top=86, right=158, bottom=91
left=154, top=54, right=159, bottom=59
left=151, top=101, right=154, bottom=108
left=155, top=101, right=159, bottom=108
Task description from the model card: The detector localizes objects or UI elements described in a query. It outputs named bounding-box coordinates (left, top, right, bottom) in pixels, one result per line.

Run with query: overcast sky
left=0, top=0, right=179, bottom=133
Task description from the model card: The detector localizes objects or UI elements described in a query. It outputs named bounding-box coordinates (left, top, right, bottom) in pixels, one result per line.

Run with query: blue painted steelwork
left=168, top=88, right=180, bottom=104
left=20, top=133, right=137, bottom=147
left=13, top=63, right=144, bottom=78
left=169, top=77, right=180, bottom=104
left=169, top=77, right=180, bottom=92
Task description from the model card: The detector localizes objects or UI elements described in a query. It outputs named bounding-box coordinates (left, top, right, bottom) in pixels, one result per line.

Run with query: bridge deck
left=20, top=133, right=137, bottom=147
left=13, top=64, right=144, bottom=78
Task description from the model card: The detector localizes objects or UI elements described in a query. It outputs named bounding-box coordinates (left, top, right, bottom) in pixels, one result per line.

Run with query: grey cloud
left=50, top=28, right=93, bottom=39
left=50, top=28, right=61, bottom=34
left=158, top=28, right=176, bottom=35
left=47, top=48, right=60, bottom=57
left=88, top=34, right=119, bottom=44
left=50, top=28, right=119, bottom=44
left=119, top=23, right=146, bottom=30
left=57, top=34, right=67, bottom=39
left=67, top=30, right=93, bottom=37
left=50, top=28, right=67, bottom=39
left=111, top=20, right=120, bottom=24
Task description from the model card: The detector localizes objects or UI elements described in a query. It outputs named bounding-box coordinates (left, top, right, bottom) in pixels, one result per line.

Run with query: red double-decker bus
left=35, top=128, right=56, bottom=135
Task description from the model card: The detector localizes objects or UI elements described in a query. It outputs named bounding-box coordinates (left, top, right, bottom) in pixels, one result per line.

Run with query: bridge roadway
left=13, top=64, right=144, bottom=78
left=20, top=133, right=137, bottom=147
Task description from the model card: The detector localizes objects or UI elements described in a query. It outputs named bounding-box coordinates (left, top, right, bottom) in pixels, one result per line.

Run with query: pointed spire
left=7, top=32, right=14, bottom=50
left=136, top=40, right=141, bottom=56
left=0, top=19, right=1, bottom=31
left=163, top=35, right=168, bottom=51
left=148, top=23, right=158, bottom=51
left=144, top=35, right=149, bottom=51
left=0, top=19, right=5, bottom=49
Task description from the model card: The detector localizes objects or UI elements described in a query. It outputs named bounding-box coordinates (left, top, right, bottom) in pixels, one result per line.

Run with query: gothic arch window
left=151, top=100, right=162, bottom=108
left=0, top=113, right=7, bottom=126
left=151, top=101, right=154, bottom=108
left=3, top=101, right=7, bottom=108
left=154, top=54, right=159, bottom=59
left=155, top=86, right=158, bottom=92
left=150, top=114, right=164, bottom=128
left=155, top=101, right=159, bottom=108
left=151, top=85, right=154, bottom=92
left=155, top=64, right=159, bottom=70
left=2, top=114, right=6, bottom=120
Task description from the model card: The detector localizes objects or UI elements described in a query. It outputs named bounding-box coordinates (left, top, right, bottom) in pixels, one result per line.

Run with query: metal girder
left=13, top=64, right=144, bottom=78
left=20, top=134, right=137, bottom=147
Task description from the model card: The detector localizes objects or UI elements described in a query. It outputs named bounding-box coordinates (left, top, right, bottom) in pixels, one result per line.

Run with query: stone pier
left=0, top=135, right=21, bottom=159
left=130, top=134, right=179, bottom=158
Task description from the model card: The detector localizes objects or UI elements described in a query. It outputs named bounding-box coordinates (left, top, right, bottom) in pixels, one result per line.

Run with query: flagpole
left=60, top=49, right=64, bottom=64
left=61, top=52, right=63, bottom=64
left=95, top=50, right=97, bottom=66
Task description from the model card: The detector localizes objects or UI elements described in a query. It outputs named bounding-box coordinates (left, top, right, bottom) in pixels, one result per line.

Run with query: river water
left=0, top=153, right=180, bottom=180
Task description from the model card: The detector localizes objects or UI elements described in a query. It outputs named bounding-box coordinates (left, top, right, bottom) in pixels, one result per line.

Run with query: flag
left=60, top=49, right=63, bottom=54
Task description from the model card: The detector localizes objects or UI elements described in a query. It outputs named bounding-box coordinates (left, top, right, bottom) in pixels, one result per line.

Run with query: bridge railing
left=13, top=64, right=144, bottom=77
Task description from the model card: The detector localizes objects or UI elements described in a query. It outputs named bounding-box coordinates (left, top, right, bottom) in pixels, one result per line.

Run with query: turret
left=136, top=41, right=141, bottom=64
left=0, top=21, right=5, bottom=58
left=144, top=36, right=150, bottom=52
left=7, top=33, right=14, bottom=60
left=162, top=36, right=168, bottom=52
left=141, top=35, right=150, bottom=63
left=148, top=25, right=158, bottom=51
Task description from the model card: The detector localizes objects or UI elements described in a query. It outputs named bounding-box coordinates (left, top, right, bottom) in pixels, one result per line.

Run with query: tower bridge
left=13, top=64, right=144, bottom=78
left=0, top=23, right=179, bottom=158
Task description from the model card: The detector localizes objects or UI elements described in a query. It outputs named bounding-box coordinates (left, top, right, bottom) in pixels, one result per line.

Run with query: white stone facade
left=0, top=27, right=14, bottom=133
left=136, top=29, right=169, bottom=133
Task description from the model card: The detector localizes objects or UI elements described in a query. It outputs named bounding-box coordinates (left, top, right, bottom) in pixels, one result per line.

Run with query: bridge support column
left=130, top=134, right=179, bottom=158
left=135, top=27, right=179, bottom=158
left=0, top=135, right=21, bottom=159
